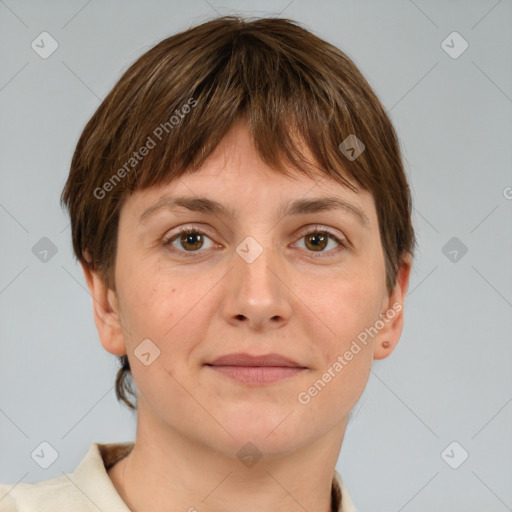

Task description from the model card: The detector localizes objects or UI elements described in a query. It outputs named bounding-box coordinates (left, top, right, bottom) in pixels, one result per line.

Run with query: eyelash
left=163, top=226, right=349, bottom=258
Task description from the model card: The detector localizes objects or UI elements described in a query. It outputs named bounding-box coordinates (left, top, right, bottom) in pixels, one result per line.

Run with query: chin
left=214, top=411, right=309, bottom=456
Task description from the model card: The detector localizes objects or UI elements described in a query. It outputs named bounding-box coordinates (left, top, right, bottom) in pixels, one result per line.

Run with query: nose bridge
left=236, top=235, right=280, bottom=300
left=223, top=234, right=291, bottom=328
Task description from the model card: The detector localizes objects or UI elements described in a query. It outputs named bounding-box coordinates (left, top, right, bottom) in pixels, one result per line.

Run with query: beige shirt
left=0, top=442, right=358, bottom=511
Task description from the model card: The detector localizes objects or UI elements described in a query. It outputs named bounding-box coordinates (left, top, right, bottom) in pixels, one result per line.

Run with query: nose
left=221, top=238, right=293, bottom=331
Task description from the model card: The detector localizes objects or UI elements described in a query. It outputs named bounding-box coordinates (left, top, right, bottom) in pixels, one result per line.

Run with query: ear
left=80, top=255, right=127, bottom=357
left=373, top=253, right=412, bottom=360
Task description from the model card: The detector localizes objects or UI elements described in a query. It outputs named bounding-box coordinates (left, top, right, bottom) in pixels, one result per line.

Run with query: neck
left=109, top=403, right=347, bottom=512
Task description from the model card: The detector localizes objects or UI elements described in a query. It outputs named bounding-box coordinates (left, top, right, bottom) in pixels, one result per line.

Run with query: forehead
left=121, top=120, right=377, bottom=228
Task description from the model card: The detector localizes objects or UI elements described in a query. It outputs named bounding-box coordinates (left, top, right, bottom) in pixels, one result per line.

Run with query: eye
left=163, top=225, right=349, bottom=258
left=163, top=227, right=218, bottom=256
left=293, top=226, right=349, bottom=256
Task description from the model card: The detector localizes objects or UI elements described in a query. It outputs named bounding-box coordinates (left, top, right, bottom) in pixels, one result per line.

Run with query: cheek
left=115, top=262, right=178, bottom=340
left=305, top=275, right=382, bottom=339
left=116, top=261, right=219, bottom=357
left=299, top=272, right=383, bottom=393
left=305, top=296, right=376, bottom=414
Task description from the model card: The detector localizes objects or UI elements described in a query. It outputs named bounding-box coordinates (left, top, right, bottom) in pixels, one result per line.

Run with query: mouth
left=204, top=352, right=308, bottom=385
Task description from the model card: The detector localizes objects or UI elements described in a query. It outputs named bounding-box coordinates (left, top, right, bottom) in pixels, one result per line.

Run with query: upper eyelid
left=164, top=225, right=216, bottom=242
left=164, top=224, right=347, bottom=248
left=164, top=224, right=345, bottom=239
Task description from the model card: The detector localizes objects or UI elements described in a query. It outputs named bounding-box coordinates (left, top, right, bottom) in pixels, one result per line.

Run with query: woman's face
left=101, top=120, right=410, bottom=458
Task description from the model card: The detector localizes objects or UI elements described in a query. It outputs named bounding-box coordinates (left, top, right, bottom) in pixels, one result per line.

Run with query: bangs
left=98, top=18, right=378, bottom=203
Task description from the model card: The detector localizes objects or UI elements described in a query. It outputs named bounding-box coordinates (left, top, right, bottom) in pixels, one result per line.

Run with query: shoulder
left=0, top=474, right=77, bottom=512
left=0, top=441, right=134, bottom=511
left=0, top=483, right=17, bottom=511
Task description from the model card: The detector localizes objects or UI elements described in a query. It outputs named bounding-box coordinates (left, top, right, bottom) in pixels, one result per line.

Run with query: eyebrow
left=138, top=195, right=370, bottom=229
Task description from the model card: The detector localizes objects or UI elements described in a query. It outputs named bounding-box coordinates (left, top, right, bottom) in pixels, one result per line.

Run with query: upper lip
left=206, top=352, right=305, bottom=368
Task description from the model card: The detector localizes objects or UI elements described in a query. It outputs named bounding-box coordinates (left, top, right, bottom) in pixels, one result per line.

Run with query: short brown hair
left=61, top=15, right=417, bottom=411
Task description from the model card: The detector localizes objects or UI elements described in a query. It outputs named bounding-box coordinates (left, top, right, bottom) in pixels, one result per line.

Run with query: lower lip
left=206, top=365, right=306, bottom=384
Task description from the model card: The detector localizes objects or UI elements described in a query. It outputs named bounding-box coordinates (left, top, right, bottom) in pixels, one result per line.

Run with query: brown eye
left=304, top=232, right=329, bottom=252
left=179, top=231, right=204, bottom=251
left=164, top=227, right=217, bottom=256
left=294, top=227, right=348, bottom=256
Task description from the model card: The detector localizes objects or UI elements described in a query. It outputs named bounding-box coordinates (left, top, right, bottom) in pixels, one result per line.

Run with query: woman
left=0, top=15, right=415, bottom=512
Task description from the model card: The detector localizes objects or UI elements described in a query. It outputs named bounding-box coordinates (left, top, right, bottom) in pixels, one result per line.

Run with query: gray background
left=1, top=0, right=511, bottom=510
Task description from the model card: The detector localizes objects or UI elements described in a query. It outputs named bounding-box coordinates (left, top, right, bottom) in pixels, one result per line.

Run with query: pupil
left=182, top=232, right=202, bottom=250
left=307, top=233, right=327, bottom=251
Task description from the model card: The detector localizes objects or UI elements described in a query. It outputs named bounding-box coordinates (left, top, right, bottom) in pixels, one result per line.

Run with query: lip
left=206, top=352, right=305, bottom=367
left=204, top=352, right=307, bottom=385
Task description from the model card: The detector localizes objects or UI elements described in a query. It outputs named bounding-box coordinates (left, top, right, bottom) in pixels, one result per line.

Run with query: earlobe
left=80, top=259, right=127, bottom=357
left=373, top=254, right=413, bottom=361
